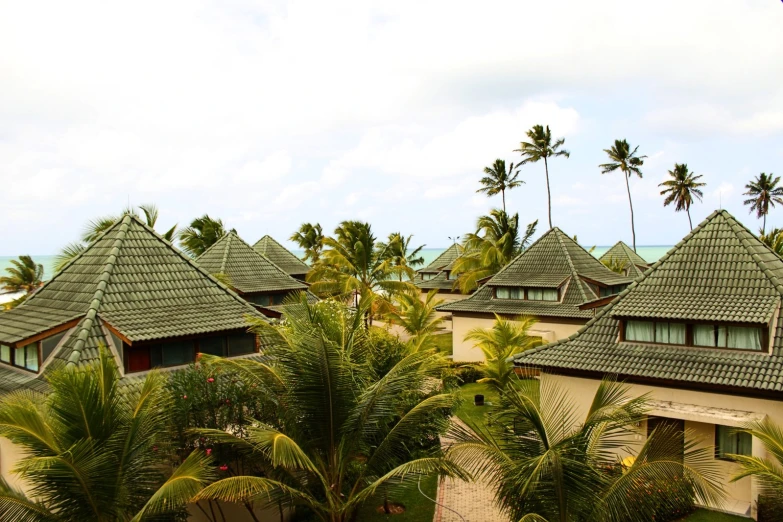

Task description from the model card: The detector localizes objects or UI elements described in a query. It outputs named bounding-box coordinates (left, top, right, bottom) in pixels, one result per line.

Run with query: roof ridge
left=219, top=232, right=234, bottom=274
left=65, top=214, right=132, bottom=368
left=619, top=241, right=649, bottom=266
left=724, top=213, right=783, bottom=298
left=488, top=228, right=557, bottom=281
left=235, top=233, right=305, bottom=282
left=422, top=243, right=461, bottom=271
left=554, top=229, right=589, bottom=302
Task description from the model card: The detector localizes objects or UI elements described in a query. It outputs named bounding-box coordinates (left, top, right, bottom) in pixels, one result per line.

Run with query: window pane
left=528, top=289, right=543, bottom=300
left=273, top=294, right=286, bottom=305
left=716, top=425, right=752, bottom=458
left=0, top=345, right=10, bottom=363
left=717, top=325, right=728, bottom=347
left=199, top=336, right=226, bottom=357
left=626, top=321, right=654, bottom=342
left=149, top=345, right=163, bottom=368
left=669, top=323, right=686, bottom=344
left=496, top=287, right=510, bottom=299
left=716, top=425, right=732, bottom=458
left=693, top=325, right=716, bottom=347
left=14, top=346, right=25, bottom=368
left=127, top=347, right=151, bottom=373
left=162, top=340, right=194, bottom=366
left=655, top=323, right=670, bottom=344
left=42, top=332, right=66, bottom=362
left=727, top=326, right=762, bottom=351
left=737, top=431, right=753, bottom=456
left=510, top=288, right=521, bottom=299
left=25, top=345, right=38, bottom=371
left=228, top=334, right=255, bottom=356
left=542, top=289, right=558, bottom=301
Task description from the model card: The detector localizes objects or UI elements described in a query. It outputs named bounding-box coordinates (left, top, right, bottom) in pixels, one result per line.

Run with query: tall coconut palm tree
left=477, top=159, right=525, bottom=212
left=290, top=222, right=324, bottom=264
left=515, top=125, right=570, bottom=229
left=386, top=289, right=445, bottom=351
left=600, top=139, right=647, bottom=252
left=308, top=221, right=415, bottom=324
left=377, top=232, right=425, bottom=281
left=448, top=378, right=724, bottom=522
left=0, top=255, right=44, bottom=294
left=659, top=163, right=706, bottom=230
left=179, top=214, right=228, bottom=257
left=54, top=204, right=177, bottom=272
left=464, top=314, right=541, bottom=392
left=192, top=297, right=465, bottom=522
left=0, top=348, right=214, bottom=521
left=744, top=173, right=783, bottom=234
left=451, top=210, right=537, bottom=293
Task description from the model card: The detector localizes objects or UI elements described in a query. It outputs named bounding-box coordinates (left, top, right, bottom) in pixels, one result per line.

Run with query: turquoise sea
left=0, top=246, right=670, bottom=282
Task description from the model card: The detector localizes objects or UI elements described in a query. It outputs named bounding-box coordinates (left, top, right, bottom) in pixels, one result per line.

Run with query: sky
left=1, top=0, right=782, bottom=256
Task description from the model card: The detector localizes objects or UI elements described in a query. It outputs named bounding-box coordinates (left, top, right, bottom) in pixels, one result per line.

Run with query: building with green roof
left=0, top=214, right=267, bottom=392
left=599, top=241, right=650, bottom=279
left=197, top=231, right=316, bottom=318
left=252, top=235, right=310, bottom=280
left=439, top=228, right=632, bottom=361
left=513, top=210, right=783, bottom=517
left=414, top=244, right=474, bottom=310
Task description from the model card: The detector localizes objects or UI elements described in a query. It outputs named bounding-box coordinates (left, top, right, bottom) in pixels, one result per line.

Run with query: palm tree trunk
left=763, top=213, right=767, bottom=235
left=544, top=156, right=552, bottom=229
left=502, top=189, right=506, bottom=213
left=624, top=173, right=637, bottom=251
left=687, top=208, right=693, bottom=231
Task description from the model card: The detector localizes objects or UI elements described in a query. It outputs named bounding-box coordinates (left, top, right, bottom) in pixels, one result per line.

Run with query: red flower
left=225, top=399, right=230, bottom=404
left=182, top=395, right=188, bottom=399
left=219, top=464, right=228, bottom=471
left=152, top=445, right=158, bottom=452
left=207, top=377, right=215, bottom=383
left=206, top=448, right=212, bottom=456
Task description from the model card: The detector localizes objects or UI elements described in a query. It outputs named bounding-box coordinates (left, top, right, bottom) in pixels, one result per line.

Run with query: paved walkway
left=435, top=418, right=510, bottom=522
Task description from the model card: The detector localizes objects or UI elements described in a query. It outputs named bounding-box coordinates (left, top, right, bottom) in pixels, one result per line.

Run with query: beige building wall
left=541, top=372, right=783, bottom=519
left=0, top=437, right=28, bottom=492
left=421, top=291, right=471, bottom=320
left=451, top=314, right=585, bottom=362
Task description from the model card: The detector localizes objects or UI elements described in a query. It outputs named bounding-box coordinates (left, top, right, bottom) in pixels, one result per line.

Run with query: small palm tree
left=193, top=298, right=464, bottom=522
left=744, top=173, right=783, bottom=234
left=0, top=255, right=44, bottom=294
left=759, top=228, right=783, bottom=257
left=464, top=314, right=540, bottom=391
left=659, top=164, right=706, bottom=230
left=55, top=204, right=177, bottom=272
left=600, top=139, right=647, bottom=252
left=515, top=125, right=570, bottom=229
left=290, top=222, right=324, bottom=264
left=448, top=379, right=724, bottom=522
left=730, top=419, right=783, bottom=508
left=602, top=257, right=628, bottom=275
left=477, top=159, right=524, bottom=212
left=377, top=232, right=425, bottom=281
left=0, top=348, right=214, bottom=521
left=308, top=221, right=415, bottom=324
left=386, top=289, right=445, bottom=351
left=179, top=214, right=228, bottom=257
left=451, top=211, right=537, bottom=293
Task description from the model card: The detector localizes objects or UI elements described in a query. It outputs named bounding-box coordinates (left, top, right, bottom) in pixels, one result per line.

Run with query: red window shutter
left=128, top=348, right=151, bottom=373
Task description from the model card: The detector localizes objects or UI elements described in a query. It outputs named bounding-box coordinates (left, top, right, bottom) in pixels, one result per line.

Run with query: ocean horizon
left=0, top=245, right=672, bottom=282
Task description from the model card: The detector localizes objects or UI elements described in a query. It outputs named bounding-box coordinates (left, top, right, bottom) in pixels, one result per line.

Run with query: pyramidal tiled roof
left=419, top=244, right=463, bottom=273
left=197, top=232, right=308, bottom=294
left=438, top=228, right=632, bottom=318
left=599, top=241, right=650, bottom=279
left=0, top=215, right=265, bottom=367
left=514, top=210, right=783, bottom=392
left=252, top=235, right=310, bottom=276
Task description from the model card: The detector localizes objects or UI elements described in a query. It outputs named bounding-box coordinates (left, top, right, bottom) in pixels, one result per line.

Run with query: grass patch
left=354, top=473, right=439, bottom=521
left=454, top=382, right=499, bottom=431
left=431, top=331, right=452, bottom=356
left=678, top=509, right=750, bottom=521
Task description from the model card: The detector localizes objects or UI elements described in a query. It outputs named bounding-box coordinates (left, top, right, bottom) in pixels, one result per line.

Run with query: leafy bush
left=449, top=361, right=484, bottom=384
left=758, top=495, right=783, bottom=522
left=367, top=326, right=411, bottom=377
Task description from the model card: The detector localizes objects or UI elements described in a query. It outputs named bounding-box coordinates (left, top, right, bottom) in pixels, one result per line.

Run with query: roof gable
left=420, top=244, right=463, bottom=273
left=252, top=235, right=310, bottom=276
left=599, top=242, right=650, bottom=279
left=197, top=232, right=307, bottom=294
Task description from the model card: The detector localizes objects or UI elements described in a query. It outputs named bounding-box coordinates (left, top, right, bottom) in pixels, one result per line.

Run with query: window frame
left=620, top=319, right=767, bottom=353
left=715, top=425, right=752, bottom=460
left=493, top=287, right=560, bottom=302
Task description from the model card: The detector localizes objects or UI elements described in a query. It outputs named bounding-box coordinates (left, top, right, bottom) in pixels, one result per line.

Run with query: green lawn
left=354, top=473, right=439, bottom=521
left=454, top=382, right=499, bottom=431
left=679, top=509, right=750, bottom=521
left=432, top=331, right=452, bottom=356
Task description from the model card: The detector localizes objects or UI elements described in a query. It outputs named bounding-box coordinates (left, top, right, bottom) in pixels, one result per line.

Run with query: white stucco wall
left=421, top=291, right=470, bottom=320
left=0, top=437, right=27, bottom=492
left=541, top=372, right=783, bottom=518
left=451, top=314, right=585, bottom=362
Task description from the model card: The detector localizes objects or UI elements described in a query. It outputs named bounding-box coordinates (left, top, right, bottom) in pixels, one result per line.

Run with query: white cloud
left=645, top=105, right=783, bottom=137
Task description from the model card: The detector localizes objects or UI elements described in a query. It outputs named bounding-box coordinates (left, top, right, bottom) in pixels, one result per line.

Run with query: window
left=446, top=271, right=457, bottom=280
left=625, top=320, right=686, bottom=344
left=716, top=425, right=752, bottom=459
left=199, top=336, right=226, bottom=357
left=162, top=340, right=194, bottom=366
left=228, top=334, right=256, bottom=356
left=0, top=345, right=10, bottom=363
left=496, top=287, right=522, bottom=299
left=421, top=273, right=435, bottom=281
left=694, top=325, right=762, bottom=351
left=41, top=332, right=66, bottom=361
left=600, top=284, right=628, bottom=297
left=528, top=288, right=558, bottom=301
left=15, top=343, right=39, bottom=371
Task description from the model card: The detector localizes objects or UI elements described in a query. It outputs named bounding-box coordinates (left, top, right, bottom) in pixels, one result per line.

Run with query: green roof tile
left=514, top=210, right=783, bottom=392
left=419, top=244, right=463, bottom=273
left=252, top=235, right=310, bottom=277
left=599, top=241, right=650, bottom=279
left=438, top=228, right=632, bottom=317
left=197, top=232, right=308, bottom=294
